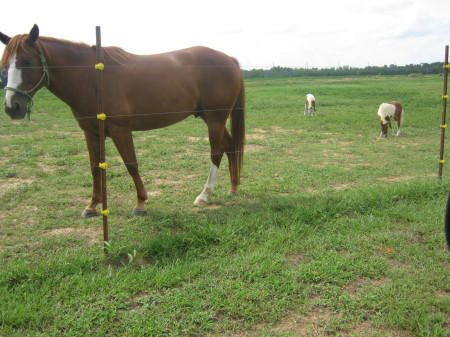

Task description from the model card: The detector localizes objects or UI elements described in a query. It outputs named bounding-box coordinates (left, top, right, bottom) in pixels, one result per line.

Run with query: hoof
left=131, top=209, right=147, bottom=216
left=194, top=198, right=208, bottom=205
left=81, top=210, right=100, bottom=218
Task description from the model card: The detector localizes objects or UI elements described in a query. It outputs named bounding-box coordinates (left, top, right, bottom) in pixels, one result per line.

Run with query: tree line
left=0, top=62, right=444, bottom=89
left=243, top=62, right=444, bottom=78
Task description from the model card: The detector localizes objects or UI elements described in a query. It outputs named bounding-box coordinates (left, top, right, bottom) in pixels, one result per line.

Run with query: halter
left=5, top=54, right=50, bottom=120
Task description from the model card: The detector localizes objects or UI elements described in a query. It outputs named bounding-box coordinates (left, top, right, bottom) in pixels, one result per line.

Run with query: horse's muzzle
left=4, top=101, right=27, bottom=120
left=380, top=123, right=389, bottom=138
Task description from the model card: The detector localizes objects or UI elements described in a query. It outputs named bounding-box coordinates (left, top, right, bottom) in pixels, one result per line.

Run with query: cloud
left=0, top=0, right=449, bottom=69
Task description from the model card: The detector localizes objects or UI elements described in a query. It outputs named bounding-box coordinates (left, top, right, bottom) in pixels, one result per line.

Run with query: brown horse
left=0, top=25, right=245, bottom=217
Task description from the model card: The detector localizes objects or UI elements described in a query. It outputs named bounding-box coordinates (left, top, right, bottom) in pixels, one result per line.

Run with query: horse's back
left=126, top=46, right=241, bottom=76
left=102, top=46, right=243, bottom=130
left=306, top=94, right=315, bottom=102
left=378, top=102, right=402, bottom=117
left=164, top=47, right=243, bottom=111
left=121, top=46, right=242, bottom=95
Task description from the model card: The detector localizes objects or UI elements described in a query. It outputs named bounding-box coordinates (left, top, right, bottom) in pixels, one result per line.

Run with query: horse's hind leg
left=194, top=117, right=228, bottom=204
left=110, top=129, right=148, bottom=215
left=223, top=129, right=239, bottom=193
left=194, top=160, right=222, bottom=204
left=395, top=119, right=401, bottom=136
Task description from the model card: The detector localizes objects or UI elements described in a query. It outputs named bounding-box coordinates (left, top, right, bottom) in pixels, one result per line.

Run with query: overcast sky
left=1, top=0, right=449, bottom=69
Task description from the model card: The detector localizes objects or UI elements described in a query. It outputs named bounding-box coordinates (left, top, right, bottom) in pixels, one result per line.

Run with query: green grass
left=0, top=75, right=449, bottom=336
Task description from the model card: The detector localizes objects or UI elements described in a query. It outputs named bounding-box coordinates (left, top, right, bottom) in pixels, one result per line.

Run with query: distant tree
left=243, top=62, right=445, bottom=79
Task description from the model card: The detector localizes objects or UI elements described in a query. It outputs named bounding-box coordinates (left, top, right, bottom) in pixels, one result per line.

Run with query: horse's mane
left=100, top=46, right=131, bottom=66
left=0, top=34, right=28, bottom=67
left=1, top=35, right=131, bottom=67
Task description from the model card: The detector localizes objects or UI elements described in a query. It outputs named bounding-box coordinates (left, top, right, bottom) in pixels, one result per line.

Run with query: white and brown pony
left=304, top=94, right=316, bottom=116
left=377, top=101, right=403, bottom=137
left=0, top=25, right=245, bottom=217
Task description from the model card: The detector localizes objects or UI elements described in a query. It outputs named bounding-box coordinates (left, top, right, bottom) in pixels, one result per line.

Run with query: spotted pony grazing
left=377, top=101, right=403, bottom=137
left=304, top=94, right=316, bottom=116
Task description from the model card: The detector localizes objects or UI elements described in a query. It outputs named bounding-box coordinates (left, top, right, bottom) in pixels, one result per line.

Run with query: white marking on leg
left=194, top=164, right=218, bottom=204
left=5, top=54, right=22, bottom=109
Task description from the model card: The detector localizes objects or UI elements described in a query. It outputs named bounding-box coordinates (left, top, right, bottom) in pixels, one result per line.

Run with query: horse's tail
left=230, top=84, right=245, bottom=185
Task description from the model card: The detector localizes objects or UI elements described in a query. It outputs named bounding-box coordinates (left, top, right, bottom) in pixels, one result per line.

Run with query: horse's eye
left=18, top=59, right=32, bottom=68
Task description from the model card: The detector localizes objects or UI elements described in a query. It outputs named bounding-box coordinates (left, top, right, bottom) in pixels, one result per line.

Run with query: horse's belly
left=130, top=111, right=192, bottom=131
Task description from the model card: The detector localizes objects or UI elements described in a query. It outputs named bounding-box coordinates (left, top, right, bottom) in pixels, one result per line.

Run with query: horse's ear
left=0, top=32, right=11, bottom=45
left=29, top=24, right=39, bottom=42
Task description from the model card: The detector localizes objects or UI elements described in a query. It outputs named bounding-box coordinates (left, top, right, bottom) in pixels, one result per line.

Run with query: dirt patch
left=186, top=136, right=208, bottom=142
left=286, top=254, right=307, bottom=266
left=343, top=321, right=412, bottom=337
left=383, top=256, right=412, bottom=270
left=128, top=301, right=143, bottom=313
left=246, top=134, right=266, bottom=140
left=192, top=204, right=222, bottom=212
left=246, top=144, right=264, bottom=153
left=252, top=128, right=267, bottom=134
left=271, top=306, right=339, bottom=336
left=271, top=126, right=300, bottom=134
left=378, top=176, right=413, bottom=182
left=334, top=182, right=352, bottom=190
left=154, top=178, right=183, bottom=186
left=148, top=190, right=163, bottom=197
left=377, top=173, right=436, bottom=182
left=43, top=226, right=102, bottom=245
left=344, top=278, right=387, bottom=297
left=304, top=187, right=321, bottom=194
left=436, top=290, right=449, bottom=299
left=228, top=306, right=412, bottom=337
left=153, top=174, right=197, bottom=187
left=38, top=162, right=57, bottom=173
left=0, top=178, right=35, bottom=194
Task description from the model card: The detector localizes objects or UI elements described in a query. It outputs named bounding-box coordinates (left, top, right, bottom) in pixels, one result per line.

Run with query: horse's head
left=378, top=114, right=391, bottom=138
left=380, top=122, right=389, bottom=138
left=0, top=24, right=49, bottom=119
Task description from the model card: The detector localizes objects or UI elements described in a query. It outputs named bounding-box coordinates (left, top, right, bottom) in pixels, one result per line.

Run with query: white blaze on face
left=5, top=53, right=22, bottom=109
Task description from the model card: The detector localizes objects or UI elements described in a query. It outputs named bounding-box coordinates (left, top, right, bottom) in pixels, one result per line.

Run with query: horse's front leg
left=110, top=129, right=148, bottom=215
left=81, top=131, right=102, bottom=218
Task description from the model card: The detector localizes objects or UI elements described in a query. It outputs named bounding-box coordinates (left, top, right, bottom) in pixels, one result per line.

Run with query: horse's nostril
left=13, top=102, right=21, bottom=112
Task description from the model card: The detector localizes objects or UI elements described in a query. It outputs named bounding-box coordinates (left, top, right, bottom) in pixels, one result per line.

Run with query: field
left=0, top=75, right=449, bottom=336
